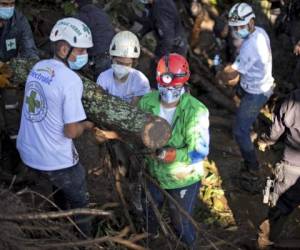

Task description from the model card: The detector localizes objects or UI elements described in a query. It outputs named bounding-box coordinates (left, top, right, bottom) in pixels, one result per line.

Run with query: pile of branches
left=0, top=185, right=150, bottom=250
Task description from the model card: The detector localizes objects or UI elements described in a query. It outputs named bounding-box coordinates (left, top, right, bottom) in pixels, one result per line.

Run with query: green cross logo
left=26, top=91, right=41, bottom=113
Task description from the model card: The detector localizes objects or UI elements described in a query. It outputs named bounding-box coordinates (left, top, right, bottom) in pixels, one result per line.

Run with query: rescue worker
left=138, top=53, right=210, bottom=249
left=257, top=89, right=300, bottom=249
left=73, top=0, right=115, bottom=80
left=0, top=0, right=39, bottom=175
left=138, top=0, right=188, bottom=88
left=96, top=31, right=150, bottom=106
left=217, top=3, right=274, bottom=187
left=17, top=17, right=94, bottom=235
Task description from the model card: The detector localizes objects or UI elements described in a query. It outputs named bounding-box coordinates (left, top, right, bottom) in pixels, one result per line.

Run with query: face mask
left=68, top=53, right=88, bottom=70
left=111, top=64, right=131, bottom=80
left=0, top=6, right=14, bottom=20
left=139, top=0, right=150, bottom=4
left=158, top=86, right=185, bottom=104
left=236, top=28, right=250, bottom=39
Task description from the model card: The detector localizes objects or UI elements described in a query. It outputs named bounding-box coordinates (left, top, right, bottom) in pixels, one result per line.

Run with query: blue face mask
left=0, top=6, right=14, bottom=20
left=158, top=86, right=185, bottom=104
left=68, top=54, right=88, bottom=70
left=237, top=28, right=250, bottom=39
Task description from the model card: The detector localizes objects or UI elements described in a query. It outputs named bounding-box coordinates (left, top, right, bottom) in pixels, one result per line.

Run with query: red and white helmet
left=228, top=3, right=255, bottom=26
left=156, top=53, right=190, bottom=87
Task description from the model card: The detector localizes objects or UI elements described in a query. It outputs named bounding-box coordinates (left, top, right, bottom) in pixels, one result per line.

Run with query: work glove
left=0, top=62, right=13, bottom=88
left=156, top=147, right=176, bottom=163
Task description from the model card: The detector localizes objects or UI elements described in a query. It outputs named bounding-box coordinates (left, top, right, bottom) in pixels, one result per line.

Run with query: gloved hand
left=156, top=147, right=176, bottom=163
left=0, top=62, right=13, bottom=88
left=0, top=62, right=13, bottom=78
left=0, top=74, right=11, bottom=88
left=257, top=139, right=268, bottom=152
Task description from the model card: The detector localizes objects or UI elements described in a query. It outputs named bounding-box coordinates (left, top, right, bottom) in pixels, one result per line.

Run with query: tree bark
left=10, top=58, right=171, bottom=149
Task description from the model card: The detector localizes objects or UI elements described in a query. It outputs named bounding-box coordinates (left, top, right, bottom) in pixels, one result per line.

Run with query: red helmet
left=156, top=53, right=190, bottom=87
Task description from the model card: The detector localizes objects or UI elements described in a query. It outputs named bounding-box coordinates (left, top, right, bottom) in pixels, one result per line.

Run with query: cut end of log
left=141, top=116, right=171, bottom=149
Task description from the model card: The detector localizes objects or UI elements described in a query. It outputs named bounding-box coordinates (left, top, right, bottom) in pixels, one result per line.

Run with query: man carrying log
left=96, top=31, right=150, bottom=106
left=0, top=0, right=39, bottom=178
left=256, top=89, right=300, bottom=249
left=137, top=0, right=188, bottom=88
left=138, top=53, right=210, bottom=249
left=217, top=3, right=274, bottom=189
left=17, top=17, right=94, bottom=235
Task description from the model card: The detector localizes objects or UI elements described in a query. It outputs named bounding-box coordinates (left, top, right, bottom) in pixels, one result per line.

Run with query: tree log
left=10, top=58, right=171, bottom=149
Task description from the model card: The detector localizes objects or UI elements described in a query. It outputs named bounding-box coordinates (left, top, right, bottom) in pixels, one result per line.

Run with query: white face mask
left=111, top=64, right=131, bottom=80
left=158, top=86, right=185, bottom=104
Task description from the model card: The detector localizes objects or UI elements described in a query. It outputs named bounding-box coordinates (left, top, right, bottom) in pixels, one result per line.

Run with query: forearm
left=64, top=121, right=94, bottom=139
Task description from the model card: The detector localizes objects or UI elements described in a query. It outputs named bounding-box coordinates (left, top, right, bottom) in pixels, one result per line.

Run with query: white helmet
left=50, top=17, right=93, bottom=48
left=228, top=3, right=255, bottom=26
left=109, top=31, right=140, bottom=58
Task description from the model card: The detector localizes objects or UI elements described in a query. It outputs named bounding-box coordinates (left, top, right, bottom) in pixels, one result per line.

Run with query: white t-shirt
left=96, top=68, right=150, bottom=103
left=159, top=104, right=176, bottom=125
left=232, top=27, right=274, bottom=95
left=17, top=59, right=86, bottom=171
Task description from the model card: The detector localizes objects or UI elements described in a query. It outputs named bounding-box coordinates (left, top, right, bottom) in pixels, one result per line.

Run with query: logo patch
left=24, top=81, right=47, bottom=122
left=6, top=38, right=16, bottom=51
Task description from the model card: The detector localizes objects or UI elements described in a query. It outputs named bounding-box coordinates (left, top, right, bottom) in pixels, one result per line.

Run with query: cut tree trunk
left=10, top=58, right=171, bottom=149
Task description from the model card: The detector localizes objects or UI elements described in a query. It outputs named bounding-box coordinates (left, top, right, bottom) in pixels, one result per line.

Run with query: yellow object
left=0, top=74, right=11, bottom=88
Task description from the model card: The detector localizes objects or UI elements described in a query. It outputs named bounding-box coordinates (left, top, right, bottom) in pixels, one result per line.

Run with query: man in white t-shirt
left=17, top=18, right=94, bottom=234
left=96, top=31, right=150, bottom=106
left=217, top=3, right=274, bottom=185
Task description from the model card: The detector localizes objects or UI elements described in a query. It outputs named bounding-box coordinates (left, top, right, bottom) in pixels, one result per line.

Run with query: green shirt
left=138, top=91, right=210, bottom=189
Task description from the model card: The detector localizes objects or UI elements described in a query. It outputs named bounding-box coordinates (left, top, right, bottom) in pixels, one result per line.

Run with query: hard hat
left=109, top=31, right=140, bottom=58
left=228, top=3, right=255, bottom=26
left=50, top=17, right=93, bottom=48
left=156, top=53, right=190, bottom=87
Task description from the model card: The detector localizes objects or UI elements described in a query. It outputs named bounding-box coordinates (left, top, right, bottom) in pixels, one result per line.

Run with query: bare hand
left=93, top=127, right=120, bottom=143
left=294, top=41, right=300, bottom=56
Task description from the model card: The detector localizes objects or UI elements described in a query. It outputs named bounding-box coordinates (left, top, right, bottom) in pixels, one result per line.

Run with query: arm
left=182, top=107, right=210, bottom=163
left=18, top=14, right=39, bottom=59
left=260, top=98, right=289, bottom=147
left=216, top=64, right=240, bottom=86
left=64, top=120, right=94, bottom=139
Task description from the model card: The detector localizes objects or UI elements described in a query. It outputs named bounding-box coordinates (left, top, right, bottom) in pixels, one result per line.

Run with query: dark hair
left=213, top=17, right=228, bottom=38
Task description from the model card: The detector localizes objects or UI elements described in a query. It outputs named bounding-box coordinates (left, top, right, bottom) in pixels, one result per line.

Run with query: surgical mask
left=236, top=28, right=250, bottom=39
left=0, top=6, right=14, bottom=20
left=158, top=86, right=185, bottom=104
left=139, top=0, right=150, bottom=4
left=111, top=63, right=131, bottom=80
left=68, top=53, right=88, bottom=70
